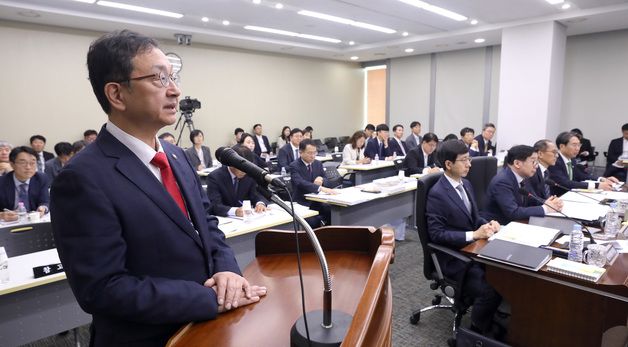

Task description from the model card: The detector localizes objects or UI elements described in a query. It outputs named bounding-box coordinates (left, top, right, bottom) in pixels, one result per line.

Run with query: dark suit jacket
left=45, top=157, right=63, bottom=181
left=0, top=171, right=50, bottom=211
left=606, top=137, right=624, bottom=169
left=483, top=166, right=544, bottom=224
left=474, top=135, right=496, bottom=157
left=403, top=146, right=437, bottom=175
left=547, top=155, right=594, bottom=196
left=577, top=138, right=594, bottom=162
left=427, top=175, right=486, bottom=274
left=528, top=166, right=550, bottom=200
left=206, top=166, right=264, bottom=216
left=50, top=126, right=240, bottom=347
left=41, top=150, right=55, bottom=162
left=364, top=139, right=396, bottom=160
left=289, top=159, right=330, bottom=206
left=277, top=143, right=299, bottom=171
left=252, top=135, right=271, bottom=156
left=391, top=138, right=408, bottom=156
left=185, top=145, right=212, bottom=169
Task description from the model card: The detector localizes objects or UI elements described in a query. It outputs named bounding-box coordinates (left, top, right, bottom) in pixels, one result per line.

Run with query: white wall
left=0, top=21, right=364, bottom=152
left=388, top=55, right=431, bottom=131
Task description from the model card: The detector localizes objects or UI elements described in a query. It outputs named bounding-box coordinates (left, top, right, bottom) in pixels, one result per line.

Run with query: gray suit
left=185, top=146, right=213, bottom=169
left=405, top=133, right=422, bottom=150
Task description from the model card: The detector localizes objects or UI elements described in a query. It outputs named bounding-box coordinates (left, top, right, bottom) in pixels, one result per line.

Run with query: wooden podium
left=167, top=226, right=395, bottom=347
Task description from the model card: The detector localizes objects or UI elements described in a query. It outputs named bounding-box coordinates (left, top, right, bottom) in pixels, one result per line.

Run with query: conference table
left=339, top=160, right=399, bottom=185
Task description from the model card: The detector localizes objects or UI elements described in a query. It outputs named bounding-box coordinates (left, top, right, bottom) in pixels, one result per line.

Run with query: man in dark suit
left=603, top=123, right=628, bottom=181
left=0, top=146, right=50, bottom=213
left=474, top=123, right=497, bottom=157
left=403, top=132, right=441, bottom=175
left=484, top=145, right=563, bottom=225
left=364, top=124, right=398, bottom=160
left=391, top=124, right=409, bottom=156
left=548, top=131, right=617, bottom=196
left=289, top=139, right=338, bottom=225
left=206, top=146, right=266, bottom=217
left=404, top=121, right=422, bottom=150
left=30, top=134, right=54, bottom=174
left=45, top=142, right=74, bottom=181
left=529, top=139, right=558, bottom=200
left=460, top=127, right=480, bottom=157
left=49, top=30, right=265, bottom=347
left=277, top=128, right=303, bottom=172
left=184, top=129, right=213, bottom=170
left=252, top=123, right=272, bottom=157
left=570, top=128, right=595, bottom=163
left=426, top=140, right=502, bottom=336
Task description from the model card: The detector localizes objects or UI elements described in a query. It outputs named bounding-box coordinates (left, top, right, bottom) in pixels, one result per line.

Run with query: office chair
left=0, top=222, right=56, bottom=257
left=456, top=327, right=511, bottom=347
left=410, top=172, right=473, bottom=347
left=338, top=136, right=350, bottom=148
left=324, top=137, right=339, bottom=151
left=466, top=156, right=497, bottom=211
left=331, top=153, right=343, bottom=162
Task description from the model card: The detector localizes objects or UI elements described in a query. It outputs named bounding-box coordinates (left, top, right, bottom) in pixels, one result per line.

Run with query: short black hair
left=9, top=146, right=37, bottom=163
left=570, top=128, right=583, bottom=136
left=30, top=135, right=46, bottom=144
left=189, top=129, right=204, bottom=143
left=622, top=123, right=628, bottom=132
left=365, top=124, right=375, bottom=131
left=483, top=123, right=496, bottom=131
left=53, top=142, right=74, bottom=156
left=234, top=127, right=244, bottom=135
left=443, top=134, right=458, bottom=142
left=290, top=128, right=303, bottom=137
left=253, top=123, right=262, bottom=130
left=83, top=129, right=98, bottom=137
left=392, top=124, right=404, bottom=132
left=421, top=132, right=439, bottom=143
left=158, top=132, right=174, bottom=140
left=505, top=145, right=535, bottom=165
left=460, top=127, right=474, bottom=137
left=299, top=139, right=316, bottom=152
left=72, top=140, right=86, bottom=153
left=438, top=140, right=469, bottom=169
left=555, top=131, right=578, bottom=147
left=232, top=145, right=255, bottom=163
left=303, top=126, right=313, bottom=132
left=533, top=139, right=552, bottom=152
left=87, top=30, right=159, bottom=114
left=410, top=121, right=421, bottom=128
left=375, top=124, right=389, bottom=132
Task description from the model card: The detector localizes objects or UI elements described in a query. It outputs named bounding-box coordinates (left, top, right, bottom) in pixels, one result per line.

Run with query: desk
left=463, top=240, right=628, bottom=347
left=339, top=160, right=397, bottom=185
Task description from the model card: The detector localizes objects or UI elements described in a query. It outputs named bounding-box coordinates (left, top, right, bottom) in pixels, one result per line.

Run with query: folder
left=478, top=239, right=552, bottom=271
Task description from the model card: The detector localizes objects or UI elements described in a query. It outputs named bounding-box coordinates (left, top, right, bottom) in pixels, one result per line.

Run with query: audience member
left=484, top=145, right=563, bottom=224
left=392, top=124, right=408, bottom=156
left=426, top=139, right=502, bottom=337
left=530, top=140, right=558, bottom=200
left=0, top=146, right=50, bottom=214
left=238, top=133, right=267, bottom=168
left=460, top=127, right=480, bottom=157
left=364, top=124, right=376, bottom=142
left=158, top=132, right=176, bottom=145
left=83, top=129, right=98, bottom=144
left=230, top=127, right=244, bottom=147
left=206, top=145, right=266, bottom=217
left=72, top=140, right=86, bottom=154
left=303, top=126, right=314, bottom=140
left=252, top=123, right=272, bottom=157
left=277, top=128, right=303, bottom=172
left=443, top=133, right=458, bottom=142
left=405, top=121, right=422, bottom=150
left=45, top=142, right=74, bottom=180
left=570, top=128, right=594, bottom=163
left=403, top=133, right=440, bottom=175
left=364, top=124, right=398, bottom=160
left=30, top=134, right=54, bottom=173
left=185, top=129, right=212, bottom=170
left=603, top=123, right=628, bottom=181
left=475, top=123, right=497, bottom=156
left=342, top=131, right=371, bottom=165
left=0, top=140, right=13, bottom=176
left=277, top=126, right=291, bottom=149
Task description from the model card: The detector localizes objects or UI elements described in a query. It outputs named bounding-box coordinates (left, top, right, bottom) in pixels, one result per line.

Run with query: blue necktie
left=379, top=142, right=384, bottom=158
left=18, top=183, right=30, bottom=211
left=233, top=177, right=239, bottom=195
left=295, top=149, right=299, bottom=160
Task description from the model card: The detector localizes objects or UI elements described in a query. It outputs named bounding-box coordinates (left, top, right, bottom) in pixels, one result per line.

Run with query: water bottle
left=604, top=202, right=621, bottom=237
left=568, top=224, right=584, bottom=262
left=16, top=202, right=27, bottom=223
left=0, top=247, right=9, bottom=284
left=333, top=146, right=339, bottom=153
left=241, top=200, right=253, bottom=223
left=281, top=167, right=291, bottom=184
left=280, top=167, right=287, bottom=178
left=374, top=154, right=379, bottom=163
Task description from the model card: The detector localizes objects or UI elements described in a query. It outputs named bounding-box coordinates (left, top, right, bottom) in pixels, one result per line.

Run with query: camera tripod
left=174, top=111, right=195, bottom=146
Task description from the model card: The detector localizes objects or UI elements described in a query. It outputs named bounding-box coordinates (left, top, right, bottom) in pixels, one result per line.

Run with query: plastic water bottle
left=280, top=167, right=287, bottom=178
left=281, top=167, right=291, bottom=184
left=16, top=202, right=27, bottom=223
left=568, top=224, right=584, bottom=262
left=0, top=247, right=9, bottom=284
left=374, top=154, right=379, bottom=163
left=241, top=200, right=253, bottom=223
left=604, top=202, right=621, bottom=237
left=334, top=146, right=339, bottom=153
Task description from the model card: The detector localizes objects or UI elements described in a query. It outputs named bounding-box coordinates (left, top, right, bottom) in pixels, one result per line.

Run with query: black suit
left=474, top=135, right=496, bottom=157
left=547, top=155, right=595, bottom=196
left=603, top=137, right=627, bottom=181
left=277, top=144, right=299, bottom=172
left=403, top=146, right=437, bottom=175
left=577, top=138, right=594, bottom=162
left=483, top=167, right=544, bottom=225
left=206, top=166, right=264, bottom=217
left=0, top=171, right=50, bottom=211
left=528, top=166, right=550, bottom=200
left=289, top=159, right=332, bottom=225
left=364, top=139, right=396, bottom=160
left=252, top=135, right=272, bottom=156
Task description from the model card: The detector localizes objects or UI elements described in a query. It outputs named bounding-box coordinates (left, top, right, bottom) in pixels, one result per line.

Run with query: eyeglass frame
left=114, top=71, right=179, bottom=88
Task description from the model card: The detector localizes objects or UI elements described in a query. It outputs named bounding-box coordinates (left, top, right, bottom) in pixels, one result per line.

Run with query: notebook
left=546, top=257, right=606, bottom=282
left=478, top=239, right=552, bottom=271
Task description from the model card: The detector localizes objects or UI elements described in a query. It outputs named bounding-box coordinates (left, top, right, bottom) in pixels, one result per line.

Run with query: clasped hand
left=204, top=272, right=267, bottom=312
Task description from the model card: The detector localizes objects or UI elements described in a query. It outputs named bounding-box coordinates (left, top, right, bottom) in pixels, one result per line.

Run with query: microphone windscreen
left=215, top=147, right=229, bottom=162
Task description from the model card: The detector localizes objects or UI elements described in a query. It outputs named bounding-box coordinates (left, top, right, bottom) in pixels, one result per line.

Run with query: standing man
left=364, top=124, right=398, bottom=160
left=530, top=139, right=558, bottom=200
left=30, top=135, right=54, bottom=173
left=252, top=123, right=272, bottom=158
left=474, top=123, right=497, bottom=156
left=50, top=30, right=265, bottom=347
left=405, top=121, right=422, bottom=150
left=0, top=146, right=50, bottom=214
left=277, top=128, right=303, bottom=172
left=391, top=124, right=408, bottom=156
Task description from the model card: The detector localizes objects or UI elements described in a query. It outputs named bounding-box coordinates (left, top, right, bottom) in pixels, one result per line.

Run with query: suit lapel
left=442, top=179, right=473, bottom=222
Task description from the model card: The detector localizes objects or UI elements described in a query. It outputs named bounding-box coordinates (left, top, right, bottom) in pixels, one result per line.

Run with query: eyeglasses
left=455, top=157, right=471, bottom=163
left=14, top=160, right=37, bottom=167
left=118, top=71, right=179, bottom=88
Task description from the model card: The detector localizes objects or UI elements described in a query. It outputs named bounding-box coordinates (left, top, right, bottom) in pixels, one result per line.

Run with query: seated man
left=391, top=124, right=408, bottom=156
left=289, top=139, right=338, bottom=225
left=364, top=124, right=400, bottom=160
left=603, top=123, right=628, bottom=182
left=158, top=132, right=176, bottom=145
left=45, top=142, right=74, bottom=180
left=30, top=134, right=54, bottom=173
left=0, top=140, right=12, bottom=176
left=548, top=131, right=618, bottom=196
left=484, top=145, right=563, bottom=225
left=252, top=123, right=272, bottom=157
left=403, top=132, right=441, bottom=175
left=206, top=145, right=266, bottom=217
left=426, top=140, right=502, bottom=336
left=83, top=129, right=98, bottom=144
left=474, top=123, right=497, bottom=156
left=277, top=128, right=303, bottom=172
left=0, top=146, right=50, bottom=214
left=530, top=139, right=559, bottom=200
left=460, top=127, right=480, bottom=157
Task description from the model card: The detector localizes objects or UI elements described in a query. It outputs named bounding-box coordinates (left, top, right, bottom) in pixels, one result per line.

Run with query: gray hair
left=0, top=140, right=13, bottom=149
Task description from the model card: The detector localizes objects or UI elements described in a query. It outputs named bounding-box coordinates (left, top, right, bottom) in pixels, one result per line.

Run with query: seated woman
left=342, top=131, right=371, bottom=165
left=184, top=129, right=212, bottom=171
left=276, top=126, right=291, bottom=150
left=237, top=133, right=268, bottom=169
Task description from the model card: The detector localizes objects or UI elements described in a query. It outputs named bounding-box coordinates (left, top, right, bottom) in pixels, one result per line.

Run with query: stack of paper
left=547, top=200, right=610, bottom=221
left=489, top=222, right=561, bottom=247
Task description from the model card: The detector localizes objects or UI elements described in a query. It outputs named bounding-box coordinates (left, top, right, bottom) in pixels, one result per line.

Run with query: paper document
left=559, top=191, right=604, bottom=204
left=547, top=200, right=610, bottom=221
left=489, top=222, right=561, bottom=247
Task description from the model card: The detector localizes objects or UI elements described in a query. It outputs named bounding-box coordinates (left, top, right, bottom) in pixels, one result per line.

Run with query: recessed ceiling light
left=397, top=0, right=467, bottom=21
left=470, top=19, right=478, bottom=25
left=275, top=3, right=283, bottom=9
left=244, top=25, right=341, bottom=43
left=96, top=1, right=183, bottom=18
left=252, top=0, right=261, bottom=3
left=222, top=20, right=230, bottom=25
left=474, top=38, right=485, bottom=43
left=297, top=10, right=396, bottom=34
left=201, top=17, right=209, bottom=22
left=405, top=48, right=414, bottom=53
left=546, top=0, right=564, bottom=4
left=350, top=56, right=359, bottom=60
left=349, top=41, right=355, bottom=45
left=402, top=31, right=409, bottom=36
left=561, top=3, right=571, bottom=9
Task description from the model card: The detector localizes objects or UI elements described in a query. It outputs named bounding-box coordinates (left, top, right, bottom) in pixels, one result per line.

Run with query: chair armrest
left=428, top=243, right=471, bottom=264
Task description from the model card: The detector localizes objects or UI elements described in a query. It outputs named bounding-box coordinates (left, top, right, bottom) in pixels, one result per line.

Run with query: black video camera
left=179, top=96, right=201, bottom=113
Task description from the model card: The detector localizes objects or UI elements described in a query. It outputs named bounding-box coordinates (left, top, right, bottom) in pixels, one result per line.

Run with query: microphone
left=215, top=147, right=286, bottom=188
left=518, top=187, right=596, bottom=243
left=545, top=178, right=602, bottom=204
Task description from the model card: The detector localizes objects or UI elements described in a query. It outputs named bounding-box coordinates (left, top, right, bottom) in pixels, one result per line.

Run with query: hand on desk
left=543, top=196, right=563, bottom=213
left=357, top=157, right=371, bottom=164
left=473, top=220, right=500, bottom=240
left=235, top=204, right=266, bottom=217
left=0, top=210, right=18, bottom=222
left=320, top=187, right=340, bottom=195
left=205, top=272, right=267, bottom=312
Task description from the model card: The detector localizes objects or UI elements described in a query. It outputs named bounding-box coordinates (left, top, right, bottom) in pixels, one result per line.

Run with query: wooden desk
left=167, top=226, right=395, bottom=347
left=463, top=240, right=628, bottom=347
left=339, top=161, right=397, bottom=185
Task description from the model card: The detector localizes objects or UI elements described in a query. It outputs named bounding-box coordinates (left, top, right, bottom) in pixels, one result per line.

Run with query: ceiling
left=1, top=0, right=628, bottom=62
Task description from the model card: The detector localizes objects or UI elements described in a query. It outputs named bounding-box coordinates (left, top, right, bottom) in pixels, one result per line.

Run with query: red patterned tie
left=151, top=152, right=188, bottom=218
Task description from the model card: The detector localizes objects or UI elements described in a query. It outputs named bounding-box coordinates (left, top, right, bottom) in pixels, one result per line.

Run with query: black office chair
left=324, top=137, right=339, bottom=151
left=0, top=222, right=56, bottom=257
left=466, top=156, right=497, bottom=211
left=456, top=327, right=510, bottom=347
left=410, top=172, right=473, bottom=347
left=338, top=136, right=350, bottom=148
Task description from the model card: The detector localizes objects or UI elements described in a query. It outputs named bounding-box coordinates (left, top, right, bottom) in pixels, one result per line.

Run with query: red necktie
left=151, top=152, right=188, bottom=218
